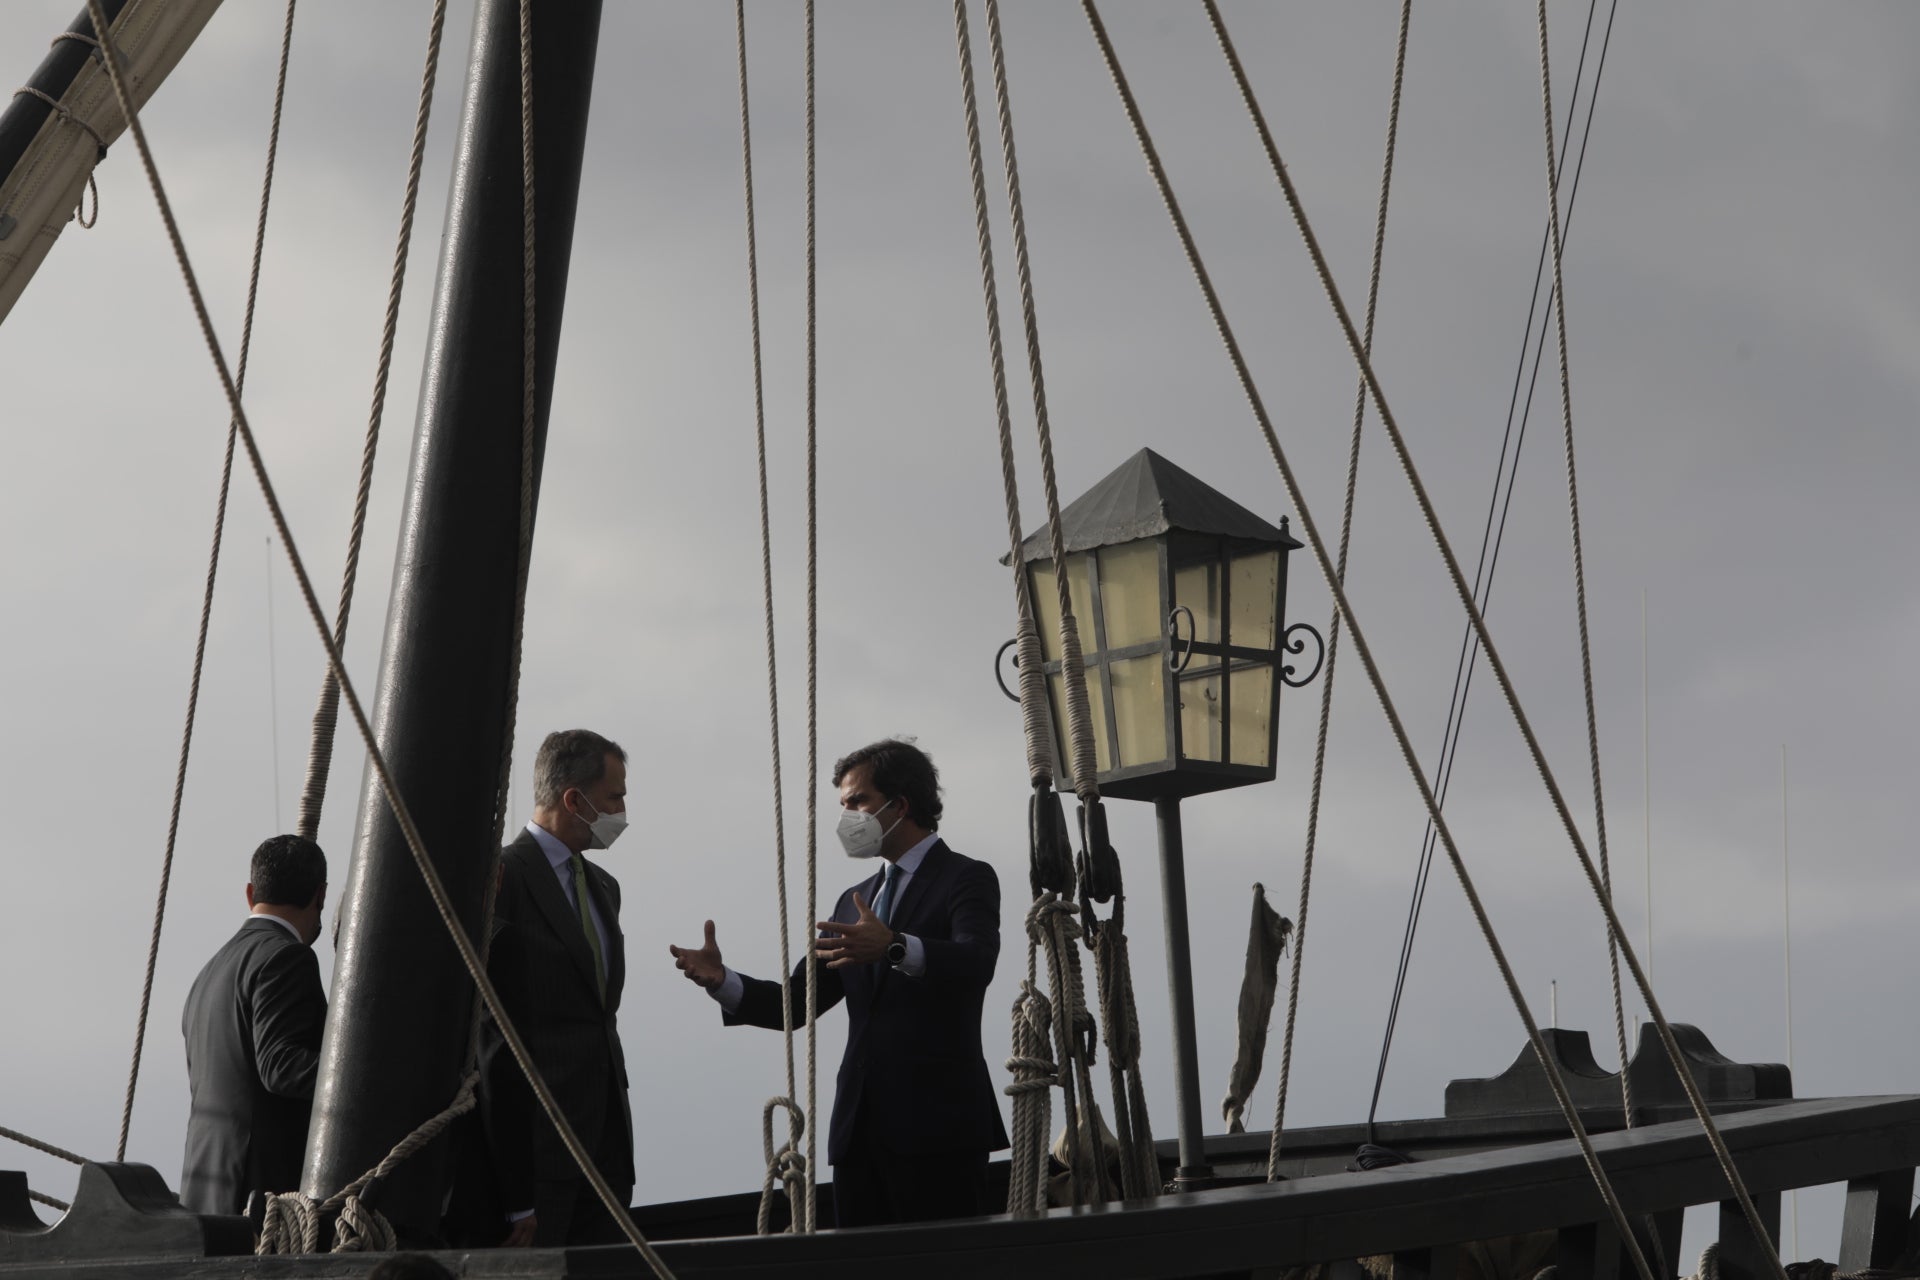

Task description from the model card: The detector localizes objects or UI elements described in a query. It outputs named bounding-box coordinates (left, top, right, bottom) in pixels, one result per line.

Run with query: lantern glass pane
left=1028, top=562, right=1063, bottom=665
left=1110, top=655, right=1168, bottom=768
left=1230, top=549, right=1280, bottom=652
left=1176, top=659, right=1224, bottom=762
left=1050, top=670, right=1112, bottom=777
left=1229, top=662, right=1274, bottom=767
left=1173, top=555, right=1223, bottom=646
left=1098, top=540, right=1162, bottom=649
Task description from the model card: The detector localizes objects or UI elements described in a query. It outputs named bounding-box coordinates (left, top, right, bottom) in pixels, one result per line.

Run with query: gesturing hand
left=815, top=892, right=894, bottom=970
left=669, top=920, right=725, bottom=989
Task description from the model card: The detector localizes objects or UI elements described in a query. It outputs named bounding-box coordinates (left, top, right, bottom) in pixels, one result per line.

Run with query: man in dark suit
left=482, top=728, right=633, bottom=1247
left=180, top=834, right=329, bottom=1215
left=671, top=738, right=1008, bottom=1227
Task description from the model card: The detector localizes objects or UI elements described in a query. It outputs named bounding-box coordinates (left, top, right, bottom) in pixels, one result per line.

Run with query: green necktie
left=571, top=852, right=607, bottom=1003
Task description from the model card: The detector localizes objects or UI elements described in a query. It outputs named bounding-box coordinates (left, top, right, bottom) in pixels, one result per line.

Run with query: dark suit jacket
left=443, top=915, right=536, bottom=1244
left=484, top=829, right=632, bottom=1191
left=728, top=840, right=1010, bottom=1165
left=180, top=916, right=327, bottom=1215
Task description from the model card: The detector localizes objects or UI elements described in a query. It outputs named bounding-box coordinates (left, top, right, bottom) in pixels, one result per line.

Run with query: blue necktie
left=874, top=863, right=904, bottom=926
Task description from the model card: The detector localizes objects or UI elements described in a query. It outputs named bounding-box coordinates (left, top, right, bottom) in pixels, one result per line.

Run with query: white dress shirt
left=710, top=832, right=937, bottom=1013
left=527, top=820, right=611, bottom=963
left=249, top=912, right=303, bottom=941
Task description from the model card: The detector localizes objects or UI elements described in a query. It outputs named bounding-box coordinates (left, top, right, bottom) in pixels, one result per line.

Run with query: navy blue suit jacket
left=727, top=840, right=1010, bottom=1165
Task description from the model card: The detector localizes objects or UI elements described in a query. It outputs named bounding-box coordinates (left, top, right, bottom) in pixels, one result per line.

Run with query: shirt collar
left=891, top=832, right=939, bottom=875
left=250, top=912, right=303, bottom=941
left=527, top=820, right=574, bottom=872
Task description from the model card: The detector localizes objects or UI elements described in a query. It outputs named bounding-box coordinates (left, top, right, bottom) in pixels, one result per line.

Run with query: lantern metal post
left=1154, top=795, right=1213, bottom=1188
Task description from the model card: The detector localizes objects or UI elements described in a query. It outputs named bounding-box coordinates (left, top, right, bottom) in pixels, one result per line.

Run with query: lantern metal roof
left=1006, top=447, right=1301, bottom=564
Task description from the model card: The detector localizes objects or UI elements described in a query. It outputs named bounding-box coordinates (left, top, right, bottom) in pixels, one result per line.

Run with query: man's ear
left=308, top=885, right=326, bottom=912
left=245, top=883, right=257, bottom=910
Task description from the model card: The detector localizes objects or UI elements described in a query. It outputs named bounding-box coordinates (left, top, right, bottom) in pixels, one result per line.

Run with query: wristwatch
left=885, top=931, right=908, bottom=967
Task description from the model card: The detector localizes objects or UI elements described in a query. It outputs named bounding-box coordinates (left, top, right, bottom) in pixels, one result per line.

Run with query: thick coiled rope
left=1003, top=979, right=1056, bottom=1217
left=755, top=1098, right=806, bottom=1236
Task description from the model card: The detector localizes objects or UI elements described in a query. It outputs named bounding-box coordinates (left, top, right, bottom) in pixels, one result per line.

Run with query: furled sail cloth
left=1222, top=882, right=1292, bottom=1134
left=0, top=0, right=226, bottom=328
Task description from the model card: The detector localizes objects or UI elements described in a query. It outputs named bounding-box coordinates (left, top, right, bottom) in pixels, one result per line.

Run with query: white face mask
left=836, top=797, right=902, bottom=859
left=576, top=795, right=629, bottom=851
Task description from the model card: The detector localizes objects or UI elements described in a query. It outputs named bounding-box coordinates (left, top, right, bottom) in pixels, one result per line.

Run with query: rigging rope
left=9, top=86, right=103, bottom=228
left=1267, top=0, right=1411, bottom=1182
left=978, top=0, right=1158, bottom=1200
left=733, top=0, right=805, bottom=1235
left=77, top=1, right=674, bottom=1272
left=1183, top=5, right=1787, bottom=1278
left=1369, top=0, right=1618, bottom=1138
left=1534, top=0, right=1635, bottom=1131
left=294, top=0, right=450, bottom=843
left=949, top=0, right=1101, bottom=1212
left=1081, top=5, right=1658, bottom=1276
left=114, top=0, right=300, bottom=1164
left=0, top=1124, right=80, bottom=1212
left=801, top=0, right=821, bottom=1234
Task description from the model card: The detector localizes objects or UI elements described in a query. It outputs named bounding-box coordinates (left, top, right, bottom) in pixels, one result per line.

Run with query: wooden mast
left=301, top=0, right=604, bottom=1241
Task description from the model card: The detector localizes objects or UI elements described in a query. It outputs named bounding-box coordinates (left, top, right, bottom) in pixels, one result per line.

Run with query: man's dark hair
left=832, top=738, right=943, bottom=830
left=249, top=834, right=327, bottom=907
left=366, top=1255, right=454, bottom=1280
left=534, top=728, right=627, bottom=808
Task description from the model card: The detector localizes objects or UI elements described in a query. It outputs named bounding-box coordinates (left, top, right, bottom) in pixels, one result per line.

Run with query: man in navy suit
left=180, top=834, right=329, bottom=1214
left=671, top=738, right=1008, bottom=1227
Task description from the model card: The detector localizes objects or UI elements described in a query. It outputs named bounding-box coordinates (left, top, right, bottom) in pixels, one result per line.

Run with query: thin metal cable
left=1083, top=7, right=1655, bottom=1275
left=114, top=0, right=298, bottom=1163
left=79, top=3, right=674, bottom=1272
left=1188, top=6, right=1782, bottom=1276
left=1534, top=0, right=1633, bottom=1127
left=1368, top=0, right=1611, bottom=1134
left=295, top=0, right=448, bottom=842
left=802, top=0, right=820, bottom=1233
left=734, top=0, right=803, bottom=1234
left=1267, top=0, right=1411, bottom=1181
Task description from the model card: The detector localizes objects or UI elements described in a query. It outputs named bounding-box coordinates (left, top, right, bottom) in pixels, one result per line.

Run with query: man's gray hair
left=533, top=729, right=626, bottom=808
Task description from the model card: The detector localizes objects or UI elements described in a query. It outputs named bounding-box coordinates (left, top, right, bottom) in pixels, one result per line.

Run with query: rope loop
left=256, top=1193, right=323, bottom=1256
left=330, top=1193, right=397, bottom=1253
left=756, top=1096, right=808, bottom=1236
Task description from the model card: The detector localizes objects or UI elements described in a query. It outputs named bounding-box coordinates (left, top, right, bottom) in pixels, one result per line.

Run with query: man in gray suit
left=482, top=728, right=632, bottom=1246
left=180, top=834, right=328, bottom=1215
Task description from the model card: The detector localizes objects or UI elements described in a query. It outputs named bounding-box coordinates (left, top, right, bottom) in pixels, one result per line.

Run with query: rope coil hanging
left=79, top=0, right=675, bottom=1270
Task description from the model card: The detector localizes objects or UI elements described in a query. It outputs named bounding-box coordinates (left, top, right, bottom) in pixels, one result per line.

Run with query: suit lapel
left=509, top=835, right=602, bottom=1000
left=886, top=840, right=950, bottom=936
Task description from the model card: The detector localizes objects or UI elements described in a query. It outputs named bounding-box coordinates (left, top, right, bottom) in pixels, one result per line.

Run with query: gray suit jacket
left=485, top=829, right=632, bottom=1189
left=180, top=917, right=327, bottom=1214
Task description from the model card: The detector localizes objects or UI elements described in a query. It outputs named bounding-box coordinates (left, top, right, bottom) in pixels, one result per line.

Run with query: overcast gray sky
left=1, top=0, right=1915, bottom=1260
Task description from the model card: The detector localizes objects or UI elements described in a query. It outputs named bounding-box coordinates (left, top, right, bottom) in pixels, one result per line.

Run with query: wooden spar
left=301, top=0, right=603, bottom=1241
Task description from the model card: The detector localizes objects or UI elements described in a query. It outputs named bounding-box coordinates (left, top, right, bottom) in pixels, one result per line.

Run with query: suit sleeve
left=726, top=953, right=846, bottom=1030
left=916, top=859, right=1000, bottom=993
left=250, top=941, right=327, bottom=1100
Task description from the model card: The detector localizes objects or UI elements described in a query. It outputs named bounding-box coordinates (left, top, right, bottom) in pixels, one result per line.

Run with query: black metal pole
left=1154, top=796, right=1214, bottom=1189
left=302, top=0, right=602, bottom=1241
